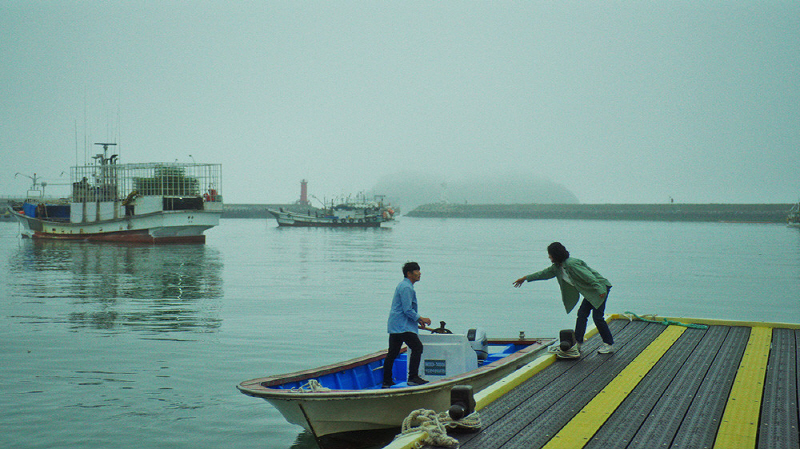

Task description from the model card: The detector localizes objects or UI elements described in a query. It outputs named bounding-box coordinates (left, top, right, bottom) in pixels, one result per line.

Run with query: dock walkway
left=420, top=317, right=799, bottom=449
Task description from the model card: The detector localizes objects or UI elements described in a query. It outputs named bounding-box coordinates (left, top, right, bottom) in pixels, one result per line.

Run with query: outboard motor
left=467, top=328, right=488, bottom=360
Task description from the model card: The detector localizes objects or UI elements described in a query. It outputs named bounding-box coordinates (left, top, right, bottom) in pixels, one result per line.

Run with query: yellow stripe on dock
left=542, top=325, right=686, bottom=449
left=713, top=326, right=772, bottom=449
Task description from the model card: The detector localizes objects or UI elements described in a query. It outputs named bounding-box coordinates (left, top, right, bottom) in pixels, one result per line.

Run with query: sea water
left=1, top=217, right=799, bottom=449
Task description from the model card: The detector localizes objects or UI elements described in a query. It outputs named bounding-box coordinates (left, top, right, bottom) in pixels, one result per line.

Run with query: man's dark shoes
left=382, top=380, right=395, bottom=389
left=407, top=376, right=429, bottom=386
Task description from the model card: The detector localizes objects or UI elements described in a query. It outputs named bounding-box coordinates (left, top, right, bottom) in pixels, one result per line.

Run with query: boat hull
left=9, top=208, right=220, bottom=244
left=237, top=338, right=552, bottom=439
left=264, top=387, right=453, bottom=437
left=269, top=209, right=391, bottom=228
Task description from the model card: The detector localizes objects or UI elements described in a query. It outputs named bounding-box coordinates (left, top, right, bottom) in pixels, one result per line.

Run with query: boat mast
left=14, top=172, right=43, bottom=199
left=93, top=142, right=117, bottom=163
left=92, top=143, right=119, bottom=219
left=93, top=142, right=118, bottom=187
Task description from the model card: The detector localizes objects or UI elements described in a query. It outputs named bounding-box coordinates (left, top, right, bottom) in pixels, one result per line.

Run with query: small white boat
left=9, top=143, right=223, bottom=243
left=237, top=330, right=553, bottom=443
left=788, top=202, right=800, bottom=228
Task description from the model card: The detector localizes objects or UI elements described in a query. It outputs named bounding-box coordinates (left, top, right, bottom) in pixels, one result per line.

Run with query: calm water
left=2, top=217, right=799, bottom=449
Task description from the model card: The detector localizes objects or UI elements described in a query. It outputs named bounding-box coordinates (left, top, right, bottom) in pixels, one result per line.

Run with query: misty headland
left=368, top=171, right=580, bottom=210
left=219, top=172, right=793, bottom=223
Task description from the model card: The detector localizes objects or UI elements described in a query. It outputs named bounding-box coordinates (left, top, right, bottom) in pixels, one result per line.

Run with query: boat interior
left=269, top=341, right=533, bottom=391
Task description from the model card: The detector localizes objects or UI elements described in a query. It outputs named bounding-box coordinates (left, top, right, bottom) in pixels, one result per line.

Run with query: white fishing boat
left=237, top=329, right=553, bottom=443
left=269, top=194, right=395, bottom=227
left=9, top=143, right=223, bottom=243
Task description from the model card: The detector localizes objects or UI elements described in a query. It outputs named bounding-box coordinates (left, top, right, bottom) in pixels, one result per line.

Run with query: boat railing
left=70, top=162, right=222, bottom=204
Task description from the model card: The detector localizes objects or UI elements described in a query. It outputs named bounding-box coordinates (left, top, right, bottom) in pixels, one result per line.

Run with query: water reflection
left=289, top=430, right=393, bottom=449
left=7, top=240, right=223, bottom=333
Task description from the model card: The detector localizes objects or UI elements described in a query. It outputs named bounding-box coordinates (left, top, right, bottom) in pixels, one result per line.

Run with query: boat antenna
left=116, top=97, right=122, bottom=162
left=74, top=119, right=79, bottom=167
left=308, top=195, right=326, bottom=208
left=93, top=142, right=117, bottom=164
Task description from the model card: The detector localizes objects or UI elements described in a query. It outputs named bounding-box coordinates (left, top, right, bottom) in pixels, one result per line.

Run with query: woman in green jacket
left=513, top=242, right=615, bottom=355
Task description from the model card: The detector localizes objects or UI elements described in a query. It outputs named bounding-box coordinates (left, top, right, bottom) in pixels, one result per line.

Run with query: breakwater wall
left=406, top=203, right=794, bottom=223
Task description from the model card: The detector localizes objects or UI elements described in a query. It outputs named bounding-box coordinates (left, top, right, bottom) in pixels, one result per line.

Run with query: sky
left=1, top=1, right=798, bottom=206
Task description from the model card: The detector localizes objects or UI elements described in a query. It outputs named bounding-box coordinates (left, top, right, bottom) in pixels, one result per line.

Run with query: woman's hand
left=512, top=277, right=526, bottom=288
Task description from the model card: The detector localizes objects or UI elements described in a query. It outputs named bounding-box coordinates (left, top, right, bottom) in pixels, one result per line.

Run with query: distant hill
left=368, top=172, right=579, bottom=210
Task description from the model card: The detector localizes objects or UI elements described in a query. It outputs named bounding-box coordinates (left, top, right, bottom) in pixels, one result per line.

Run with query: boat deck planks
left=759, top=328, right=799, bottom=449
left=421, top=319, right=800, bottom=449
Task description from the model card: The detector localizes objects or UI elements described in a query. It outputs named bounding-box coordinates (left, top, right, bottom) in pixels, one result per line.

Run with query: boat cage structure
left=70, top=161, right=222, bottom=203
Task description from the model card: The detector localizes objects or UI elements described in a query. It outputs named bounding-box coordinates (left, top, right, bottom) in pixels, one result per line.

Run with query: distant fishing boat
left=269, top=194, right=395, bottom=227
left=8, top=143, right=223, bottom=243
left=788, top=202, right=800, bottom=228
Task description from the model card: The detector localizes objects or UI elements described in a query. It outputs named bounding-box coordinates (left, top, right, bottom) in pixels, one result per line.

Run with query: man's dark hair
left=403, top=262, right=420, bottom=277
left=547, top=242, right=570, bottom=264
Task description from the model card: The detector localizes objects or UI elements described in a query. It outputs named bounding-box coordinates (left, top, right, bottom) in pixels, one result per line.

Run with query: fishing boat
left=269, top=194, right=395, bottom=227
left=8, top=143, right=223, bottom=243
left=237, top=329, right=553, bottom=443
left=788, top=202, right=800, bottom=228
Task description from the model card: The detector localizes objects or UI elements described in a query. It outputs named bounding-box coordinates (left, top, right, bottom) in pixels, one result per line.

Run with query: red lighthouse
left=299, top=180, right=309, bottom=205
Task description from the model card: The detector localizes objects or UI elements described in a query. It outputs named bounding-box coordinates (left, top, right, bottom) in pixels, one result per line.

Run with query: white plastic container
left=415, top=333, right=479, bottom=381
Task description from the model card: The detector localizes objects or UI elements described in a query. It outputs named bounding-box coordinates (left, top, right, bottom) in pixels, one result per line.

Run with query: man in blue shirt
left=383, top=262, right=431, bottom=388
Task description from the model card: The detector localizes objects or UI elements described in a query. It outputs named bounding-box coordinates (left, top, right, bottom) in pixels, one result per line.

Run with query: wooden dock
left=388, top=315, right=800, bottom=449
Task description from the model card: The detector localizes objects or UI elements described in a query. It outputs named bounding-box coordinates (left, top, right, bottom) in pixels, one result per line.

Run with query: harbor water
left=2, top=217, right=799, bottom=449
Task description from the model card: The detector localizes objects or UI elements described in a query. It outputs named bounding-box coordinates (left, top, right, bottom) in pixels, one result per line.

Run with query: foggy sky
left=2, top=1, right=798, bottom=206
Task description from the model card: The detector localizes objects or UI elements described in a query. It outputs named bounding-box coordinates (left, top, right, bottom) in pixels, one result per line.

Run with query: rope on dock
left=623, top=311, right=709, bottom=330
left=395, top=409, right=481, bottom=448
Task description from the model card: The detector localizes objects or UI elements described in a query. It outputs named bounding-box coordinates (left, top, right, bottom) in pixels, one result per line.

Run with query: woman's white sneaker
left=597, top=343, right=616, bottom=354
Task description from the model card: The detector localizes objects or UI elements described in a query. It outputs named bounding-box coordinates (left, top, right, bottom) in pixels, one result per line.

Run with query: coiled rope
left=289, top=379, right=331, bottom=393
left=395, top=408, right=482, bottom=448
left=623, top=312, right=709, bottom=330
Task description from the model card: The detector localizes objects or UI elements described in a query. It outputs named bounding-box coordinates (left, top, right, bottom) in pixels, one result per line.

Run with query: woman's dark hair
left=547, top=242, right=570, bottom=264
left=403, top=261, right=420, bottom=277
